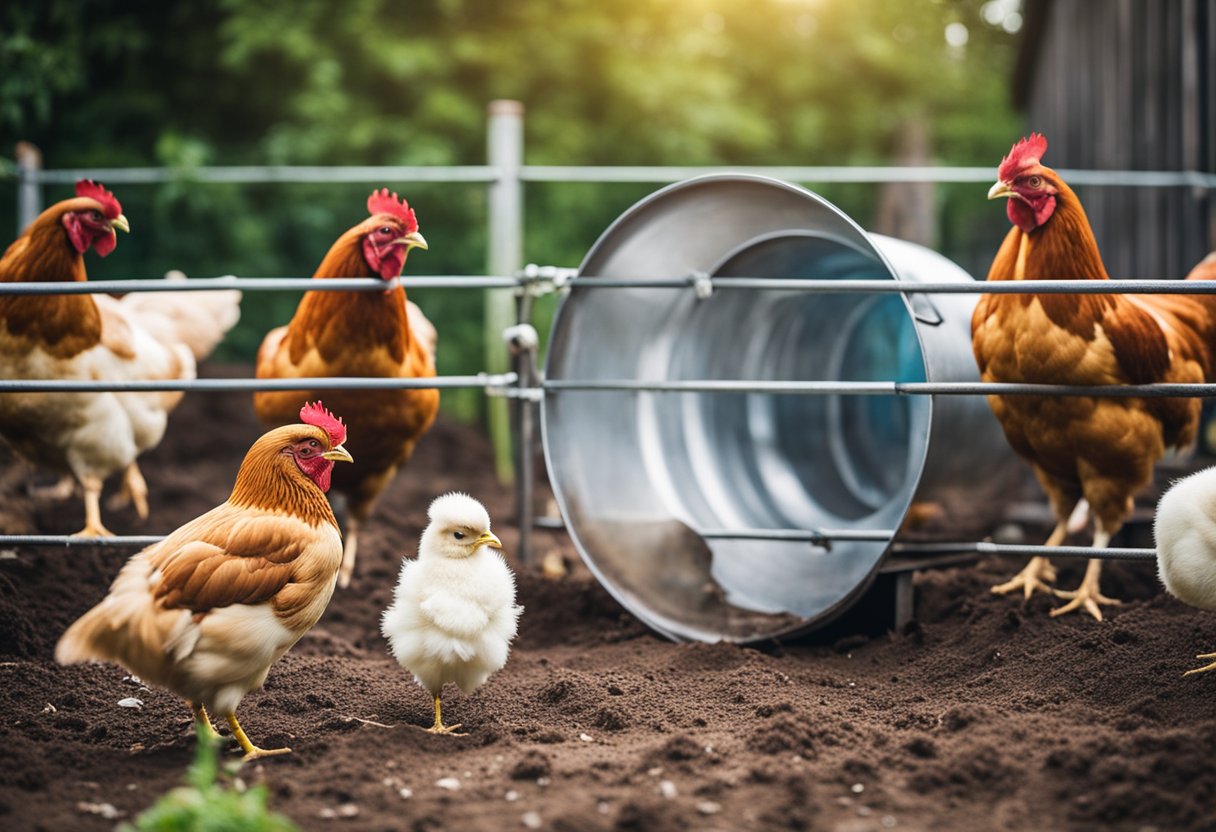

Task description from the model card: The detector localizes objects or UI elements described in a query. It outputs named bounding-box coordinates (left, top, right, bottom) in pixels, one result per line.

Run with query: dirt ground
left=2, top=366, right=1216, bottom=832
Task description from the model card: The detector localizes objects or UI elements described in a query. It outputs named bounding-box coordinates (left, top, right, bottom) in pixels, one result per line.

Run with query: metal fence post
left=15, top=142, right=42, bottom=235
left=486, top=100, right=524, bottom=485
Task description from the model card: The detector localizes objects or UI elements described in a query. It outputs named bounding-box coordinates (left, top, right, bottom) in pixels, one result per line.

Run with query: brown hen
left=973, top=134, right=1216, bottom=619
left=254, top=189, right=437, bottom=587
left=56, top=402, right=353, bottom=760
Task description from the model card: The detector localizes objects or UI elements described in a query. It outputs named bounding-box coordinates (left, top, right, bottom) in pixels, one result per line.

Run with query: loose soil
left=2, top=365, right=1215, bottom=831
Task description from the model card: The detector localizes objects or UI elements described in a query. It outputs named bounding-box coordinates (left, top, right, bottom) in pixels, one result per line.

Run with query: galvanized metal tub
left=541, top=174, right=1018, bottom=643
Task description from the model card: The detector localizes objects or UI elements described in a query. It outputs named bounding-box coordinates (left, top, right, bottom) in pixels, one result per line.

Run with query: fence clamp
left=688, top=270, right=714, bottom=300
left=517, top=264, right=576, bottom=297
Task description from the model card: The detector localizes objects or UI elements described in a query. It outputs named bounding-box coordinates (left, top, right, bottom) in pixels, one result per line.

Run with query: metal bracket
left=517, top=264, right=577, bottom=297
left=688, top=270, right=714, bottom=300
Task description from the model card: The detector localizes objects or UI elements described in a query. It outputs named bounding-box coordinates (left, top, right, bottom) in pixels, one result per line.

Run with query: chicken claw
left=226, top=713, right=291, bottom=761
left=426, top=695, right=466, bottom=736
left=1050, top=559, right=1120, bottom=621
left=1183, top=653, right=1216, bottom=677
left=992, top=555, right=1057, bottom=599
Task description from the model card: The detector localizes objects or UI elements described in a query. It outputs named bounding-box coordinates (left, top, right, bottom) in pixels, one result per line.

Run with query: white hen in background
left=1155, top=467, right=1216, bottom=675
left=381, top=493, right=522, bottom=734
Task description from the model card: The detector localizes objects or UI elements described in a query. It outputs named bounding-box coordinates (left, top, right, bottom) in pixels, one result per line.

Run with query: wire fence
left=0, top=270, right=1203, bottom=562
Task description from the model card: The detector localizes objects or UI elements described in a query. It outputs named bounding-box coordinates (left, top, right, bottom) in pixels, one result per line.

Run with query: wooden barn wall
left=1021, top=0, right=1214, bottom=278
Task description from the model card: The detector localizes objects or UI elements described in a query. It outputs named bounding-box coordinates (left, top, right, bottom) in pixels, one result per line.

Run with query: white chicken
left=1155, top=467, right=1216, bottom=675
left=0, top=181, right=241, bottom=536
left=381, top=493, right=522, bottom=735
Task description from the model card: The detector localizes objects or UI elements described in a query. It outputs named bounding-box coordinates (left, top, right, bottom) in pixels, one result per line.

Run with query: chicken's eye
left=89, top=210, right=102, bottom=221
left=453, top=531, right=466, bottom=540
left=1026, top=175, right=1043, bottom=188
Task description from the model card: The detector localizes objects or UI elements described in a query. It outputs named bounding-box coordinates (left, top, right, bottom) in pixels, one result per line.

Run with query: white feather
left=381, top=494, right=522, bottom=696
left=1155, top=466, right=1216, bottom=611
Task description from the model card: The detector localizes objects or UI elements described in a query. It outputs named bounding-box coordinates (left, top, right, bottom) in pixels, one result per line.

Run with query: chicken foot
left=26, top=474, right=75, bottom=501
left=1183, top=653, right=1216, bottom=676
left=71, top=476, right=113, bottom=537
left=991, top=521, right=1066, bottom=598
left=426, top=694, right=465, bottom=736
left=1051, top=554, right=1120, bottom=621
left=225, top=712, right=291, bottom=761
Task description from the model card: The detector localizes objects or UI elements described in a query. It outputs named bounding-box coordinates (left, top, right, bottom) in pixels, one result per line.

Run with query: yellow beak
left=987, top=181, right=1014, bottom=201
left=322, top=445, right=354, bottom=463
left=111, top=214, right=131, bottom=233
left=474, top=531, right=503, bottom=550
left=397, top=231, right=428, bottom=251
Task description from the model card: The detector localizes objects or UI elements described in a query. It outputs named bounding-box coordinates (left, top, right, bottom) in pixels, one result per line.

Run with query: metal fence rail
left=0, top=532, right=1158, bottom=562
left=0, top=375, right=516, bottom=394
left=18, top=164, right=1216, bottom=189
left=9, top=276, right=1216, bottom=296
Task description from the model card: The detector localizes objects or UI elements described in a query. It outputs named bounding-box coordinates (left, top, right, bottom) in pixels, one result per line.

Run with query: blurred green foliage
left=118, top=731, right=299, bottom=832
left=0, top=0, right=1021, bottom=422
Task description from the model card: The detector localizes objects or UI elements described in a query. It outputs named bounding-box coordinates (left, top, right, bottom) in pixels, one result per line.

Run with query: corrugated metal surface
left=1016, top=0, right=1214, bottom=278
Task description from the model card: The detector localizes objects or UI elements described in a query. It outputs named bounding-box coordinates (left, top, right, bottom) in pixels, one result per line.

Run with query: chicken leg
left=192, top=702, right=220, bottom=742
left=992, top=521, right=1065, bottom=598
left=1050, top=529, right=1121, bottom=620
left=226, top=713, right=291, bottom=761
left=337, top=517, right=358, bottom=589
left=72, top=476, right=113, bottom=537
left=116, top=462, right=150, bottom=520
left=427, top=694, right=465, bottom=736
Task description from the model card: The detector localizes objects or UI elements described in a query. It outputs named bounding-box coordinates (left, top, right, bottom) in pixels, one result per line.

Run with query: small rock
left=76, top=802, right=122, bottom=820
left=337, top=804, right=359, bottom=818
left=117, top=697, right=143, bottom=709
left=697, top=801, right=722, bottom=815
left=436, top=777, right=461, bottom=791
left=647, top=767, right=663, bottom=777
left=578, top=733, right=593, bottom=743
left=0, top=549, right=17, bottom=560
left=522, top=811, right=543, bottom=829
left=597, top=801, right=610, bottom=814
left=505, top=790, right=520, bottom=802
left=398, top=788, right=413, bottom=800
left=851, top=783, right=865, bottom=794
left=41, top=703, right=56, bottom=714
left=658, top=780, right=677, bottom=799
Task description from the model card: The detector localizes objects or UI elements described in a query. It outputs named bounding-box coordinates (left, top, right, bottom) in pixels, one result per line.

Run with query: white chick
left=1155, top=466, right=1216, bottom=675
left=381, top=493, right=523, bottom=734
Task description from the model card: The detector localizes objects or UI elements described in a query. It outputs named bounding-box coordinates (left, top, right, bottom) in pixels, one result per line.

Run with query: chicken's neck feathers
left=285, top=231, right=413, bottom=363
left=990, top=181, right=1109, bottom=283
left=0, top=213, right=102, bottom=357
left=227, top=449, right=337, bottom=529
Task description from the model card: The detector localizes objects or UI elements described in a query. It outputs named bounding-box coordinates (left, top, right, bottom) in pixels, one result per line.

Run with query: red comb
left=998, top=133, right=1048, bottom=183
left=300, top=401, right=347, bottom=447
left=366, top=188, right=419, bottom=234
left=75, top=180, right=122, bottom=220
